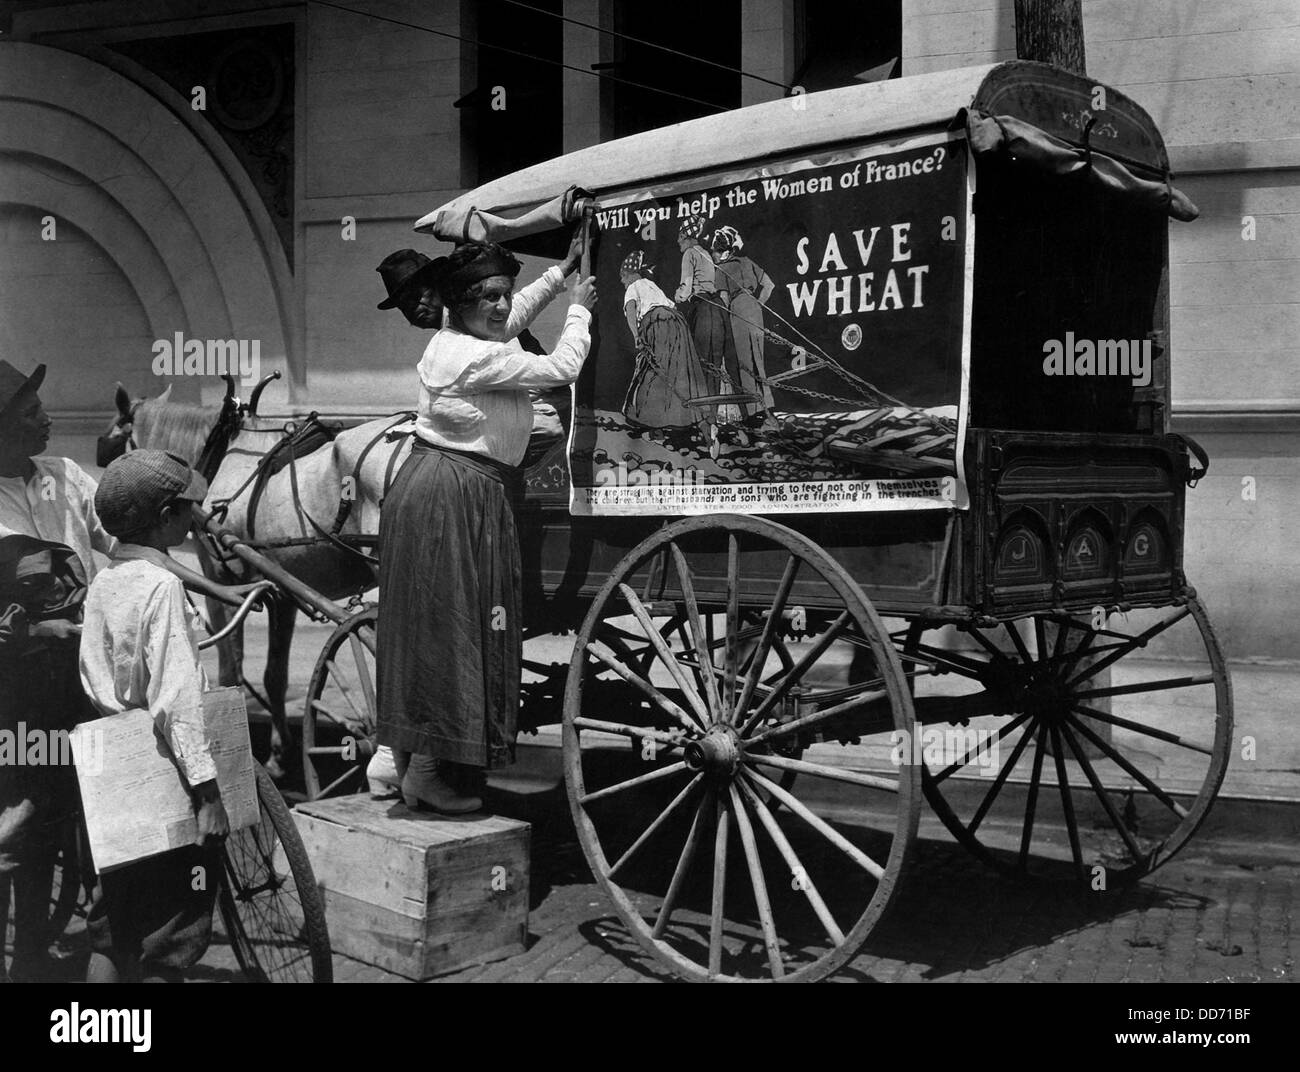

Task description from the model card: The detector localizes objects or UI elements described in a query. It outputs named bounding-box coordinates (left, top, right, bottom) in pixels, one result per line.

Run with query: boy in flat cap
left=78, top=450, right=229, bottom=983
left=0, top=360, right=111, bottom=982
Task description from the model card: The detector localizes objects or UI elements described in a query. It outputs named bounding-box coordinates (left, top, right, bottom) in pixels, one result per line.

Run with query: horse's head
left=98, top=377, right=241, bottom=476
left=96, top=382, right=159, bottom=467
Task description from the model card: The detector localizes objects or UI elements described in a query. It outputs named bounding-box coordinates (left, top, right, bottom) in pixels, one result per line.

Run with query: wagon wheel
left=302, top=605, right=378, bottom=801
left=564, top=514, right=918, bottom=982
left=908, top=593, right=1232, bottom=886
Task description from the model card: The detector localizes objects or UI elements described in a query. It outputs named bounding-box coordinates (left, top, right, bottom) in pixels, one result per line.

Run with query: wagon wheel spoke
left=1072, top=673, right=1216, bottom=702
left=967, top=720, right=1038, bottom=835
left=745, top=687, right=888, bottom=748
left=1066, top=606, right=1192, bottom=687
left=308, top=699, right=353, bottom=730
left=1058, top=722, right=1146, bottom=863
left=1072, top=702, right=1213, bottom=755
left=930, top=711, right=1032, bottom=784
left=347, top=631, right=377, bottom=732
left=572, top=716, right=686, bottom=750
left=323, top=659, right=368, bottom=725
left=722, top=534, right=741, bottom=716
left=608, top=774, right=703, bottom=876
left=617, top=584, right=711, bottom=728
left=738, top=610, right=850, bottom=735
left=1018, top=723, right=1050, bottom=872
left=578, top=760, right=689, bottom=807
left=1066, top=714, right=1188, bottom=819
left=744, top=767, right=885, bottom=880
left=963, top=625, right=1014, bottom=664
left=585, top=642, right=701, bottom=737
left=708, top=794, right=730, bottom=978
left=728, top=785, right=784, bottom=978
left=745, top=751, right=899, bottom=793
left=733, top=556, right=799, bottom=724
left=314, top=762, right=362, bottom=799
left=652, top=790, right=711, bottom=939
left=735, top=777, right=845, bottom=946
left=669, top=542, right=724, bottom=723
left=1048, top=725, right=1086, bottom=882
left=1004, top=620, right=1033, bottom=664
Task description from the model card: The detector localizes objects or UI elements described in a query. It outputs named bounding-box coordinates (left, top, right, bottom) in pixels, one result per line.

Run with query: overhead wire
left=499, top=0, right=790, bottom=91
left=308, top=0, right=730, bottom=113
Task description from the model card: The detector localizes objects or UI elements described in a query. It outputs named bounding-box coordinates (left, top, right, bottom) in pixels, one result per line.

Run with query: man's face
left=0, top=390, right=51, bottom=457
left=396, top=284, right=442, bottom=329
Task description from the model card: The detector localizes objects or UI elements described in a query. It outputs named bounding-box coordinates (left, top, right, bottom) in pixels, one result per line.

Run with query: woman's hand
left=570, top=275, right=598, bottom=311
left=561, top=222, right=588, bottom=276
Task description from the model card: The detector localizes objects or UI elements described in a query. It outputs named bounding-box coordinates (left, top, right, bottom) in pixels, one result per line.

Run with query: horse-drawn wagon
left=110, top=60, right=1228, bottom=984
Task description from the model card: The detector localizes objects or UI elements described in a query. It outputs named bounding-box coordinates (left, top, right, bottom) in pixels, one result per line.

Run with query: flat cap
left=95, top=450, right=208, bottom=539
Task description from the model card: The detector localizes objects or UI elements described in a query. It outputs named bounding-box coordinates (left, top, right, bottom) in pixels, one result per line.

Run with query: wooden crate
left=292, top=794, right=529, bottom=980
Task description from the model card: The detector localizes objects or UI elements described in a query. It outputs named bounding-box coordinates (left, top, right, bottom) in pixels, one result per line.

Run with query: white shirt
left=623, top=277, right=674, bottom=336
left=0, top=456, right=115, bottom=580
left=414, top=265, right=592, bottom=466
left=79, top=545, right=217, bottom=787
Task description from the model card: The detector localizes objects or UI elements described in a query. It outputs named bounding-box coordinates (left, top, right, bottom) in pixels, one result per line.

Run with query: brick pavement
left=179, top=807, right=1297, bottom=984
left=26, top=790, right=1294, bottom=985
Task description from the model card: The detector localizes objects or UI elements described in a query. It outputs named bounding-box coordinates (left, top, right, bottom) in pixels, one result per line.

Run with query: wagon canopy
left=414, top=60, right=1195, bottom=250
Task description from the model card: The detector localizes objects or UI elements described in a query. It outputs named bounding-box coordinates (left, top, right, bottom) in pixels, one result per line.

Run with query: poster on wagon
left=567, top=130, right=973, bottom=517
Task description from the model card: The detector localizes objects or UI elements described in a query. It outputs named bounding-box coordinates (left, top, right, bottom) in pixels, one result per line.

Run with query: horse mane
left=132, top=399, right=219, bottom=466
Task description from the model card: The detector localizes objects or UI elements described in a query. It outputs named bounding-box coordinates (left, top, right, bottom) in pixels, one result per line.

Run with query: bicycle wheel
left=218, top=763, right=332, bottom=982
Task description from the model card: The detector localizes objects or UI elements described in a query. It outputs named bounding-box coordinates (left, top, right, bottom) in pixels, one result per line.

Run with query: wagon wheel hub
left=1021, top=673, right=1071, bottom=721
left=684, top=725, right=742, bottom=778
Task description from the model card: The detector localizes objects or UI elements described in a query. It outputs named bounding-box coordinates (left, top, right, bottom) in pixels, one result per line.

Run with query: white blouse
left=414, top=266, right=592, bottom=466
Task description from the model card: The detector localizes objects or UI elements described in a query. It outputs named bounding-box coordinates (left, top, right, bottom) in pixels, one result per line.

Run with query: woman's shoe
left=401, top=755, right=482, bottom=814
left=365, top=745, right=403, bottom=799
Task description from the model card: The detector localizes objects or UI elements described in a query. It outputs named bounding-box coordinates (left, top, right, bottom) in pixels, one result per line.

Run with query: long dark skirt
left=375, top=441, right=522, bottom=769
left=622, top=306, right=712, bottom=429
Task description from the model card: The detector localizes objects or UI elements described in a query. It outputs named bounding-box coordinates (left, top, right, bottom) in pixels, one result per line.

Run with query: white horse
left=102, top=381, right=413, bottom=778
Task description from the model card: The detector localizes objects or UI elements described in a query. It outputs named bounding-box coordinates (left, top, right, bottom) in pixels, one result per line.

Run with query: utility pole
left=1014, top=0, right=1087, bottom=74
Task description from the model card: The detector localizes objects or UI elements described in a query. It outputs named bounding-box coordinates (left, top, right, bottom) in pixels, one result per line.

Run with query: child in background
left=78, top=450, right=229, bottom=983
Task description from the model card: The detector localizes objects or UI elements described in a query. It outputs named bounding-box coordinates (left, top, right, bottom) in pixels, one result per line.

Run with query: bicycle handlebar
left=197, top=581, right=277, bottom=650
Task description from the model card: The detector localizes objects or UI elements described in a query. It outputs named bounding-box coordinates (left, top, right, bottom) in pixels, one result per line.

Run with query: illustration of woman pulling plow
left=619, top=250, right=715, bottom=439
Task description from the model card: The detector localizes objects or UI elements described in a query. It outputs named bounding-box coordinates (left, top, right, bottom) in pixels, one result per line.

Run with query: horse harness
left=204, top=411, right=416, bottom=573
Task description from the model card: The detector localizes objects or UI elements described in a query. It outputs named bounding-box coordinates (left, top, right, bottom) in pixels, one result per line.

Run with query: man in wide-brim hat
left=376, top=248, right=444, bottom=329
left=0, top=360, right=114, bottom=982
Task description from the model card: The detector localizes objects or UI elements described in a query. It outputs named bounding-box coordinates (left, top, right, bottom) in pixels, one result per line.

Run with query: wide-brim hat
left=0, top=361, right=46, bottom=417
left=376, top=249, right=441, bottom=310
